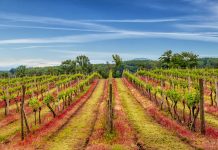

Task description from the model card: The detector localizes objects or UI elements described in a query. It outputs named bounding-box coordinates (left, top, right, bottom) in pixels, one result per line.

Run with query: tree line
left=1, top=50, right=218, bottom=78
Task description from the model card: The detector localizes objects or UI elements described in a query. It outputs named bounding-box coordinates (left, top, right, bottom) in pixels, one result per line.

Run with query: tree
left=106, top=61, right=112, bottom=71
left=9, top=68, right=16, bottom=75
left=0, top=72, right=9, bottom=78
left=159, top=50, right=173, bottom=68
left=60, top=60, right=76, bottom=74
left=180, top=52, right=198, bottom=68
left=159, top=50, right=198, bottom=69
left=76, top=55, right=92, bottom=74
left=15, top=65, right=27, bottom=77
left=171, top=53, right=183, bottom=68
left=112, top=54, right=123, bottom=77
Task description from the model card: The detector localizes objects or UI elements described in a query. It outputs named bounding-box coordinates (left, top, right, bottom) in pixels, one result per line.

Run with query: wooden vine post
left=216, top=80, right=218, bottom=106
left=199, top=79, right=205, bottom=134
left=21, top=85, right=30, bottom=140
left=188, top=76, right=191, bottom=93
left=6, top=87, right=10, bottom=115
left=108, top=82, right=113, bottom=133
left=107, top=70, right=113, bottom=133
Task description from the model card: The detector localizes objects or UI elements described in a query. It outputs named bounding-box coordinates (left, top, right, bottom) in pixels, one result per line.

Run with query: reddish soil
left=205, top=104, right=218, bottom=117
left=0, top=106, right=32, bottom=128
left=112, top=79, right=139, bottom=149
left=85, top=80, right=108, bottom=150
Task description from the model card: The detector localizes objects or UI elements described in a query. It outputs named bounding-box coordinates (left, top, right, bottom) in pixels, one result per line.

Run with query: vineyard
left=0, top=69, right=218, bottom=149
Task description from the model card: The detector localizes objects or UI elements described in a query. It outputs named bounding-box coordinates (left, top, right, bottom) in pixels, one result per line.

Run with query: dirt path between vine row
left=41, top=79, right=105, bottom=150
left=86, top=79, right=139, bottom=150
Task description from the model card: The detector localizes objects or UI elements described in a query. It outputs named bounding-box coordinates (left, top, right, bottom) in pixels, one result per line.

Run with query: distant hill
left=132, top=58, right=151, bottom=61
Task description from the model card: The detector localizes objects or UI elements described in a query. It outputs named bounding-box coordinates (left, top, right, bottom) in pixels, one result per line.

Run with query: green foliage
left=4, top=53, right=218, bottom=78
left=92, top=63, right=110, bottom=78
left=210, top=85, right=216, bottom=93
left=180, top=81, right=188, bottom=89
left=109, top=70, right=113, bottom=78
left=43, top=94, right=54, bottom=104
left=1, top=95, right=7, bottom=101
left=159, top=50, right=198, bottom=69
left=0, top=72, right=9, bottom=78
left=198, top=57, right=218, bottom=68
left=29, top=98, right=41, bottom=110
left=58, top=92, right=65, bottom=100
left=60, top=60, right=76, bottom=74
left=157, top=87, right=163, bottom=95
left=146, top=84, right=152, bottom=91
left=159, top=50, right=173, bottom=68
left=9, top=94, right=15, bottom=100
left=185, top=92, right=200, bottom=107
left=166, top=90, right=181, bottom=103
left=26, top=90, right=33, bottom=96
left=112, top=54, right=123, bottom=78
left=76, top=55, right=92, bottom=74
left=60, top=72, right=101, bottom=101
left=0, top=89, right=4, bottom=96
left=15, top=65, right=27, bottom=77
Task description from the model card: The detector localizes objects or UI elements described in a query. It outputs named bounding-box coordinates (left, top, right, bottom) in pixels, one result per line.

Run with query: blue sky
left=0, top=0, right=218, bottom=70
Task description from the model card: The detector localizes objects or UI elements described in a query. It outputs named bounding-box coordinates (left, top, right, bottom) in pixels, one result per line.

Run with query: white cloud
left=0, top=12, right=115, bottom=32
left=83, top=18, right=181, bottom=23
left=0, top=30, right=218, bottom=45
left=0, top=24, right=116, bottom=32
left=1, top=12, right=217, bottom=45
left=12, top=44, right=76, bottom=50
left=0, top=33, right=128, bottom=44
left=176, top=23, right=218, bottom=30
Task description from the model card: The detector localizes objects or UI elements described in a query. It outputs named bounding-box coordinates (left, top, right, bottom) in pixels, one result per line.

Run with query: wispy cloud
left=11, top=44, right=76, bottom=50
left=171, top=1, right=218, bottom=34
left=0, top=32, right=134, bottom=44
left=83, top=18, right=182, bottom=23
left=176, top=23, right=218, bottom=30
left=0, top=24, right=116, bottom=32
left=1, top=30, right=218, bottom=45
left=0, top=12, right=115, bottom=32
